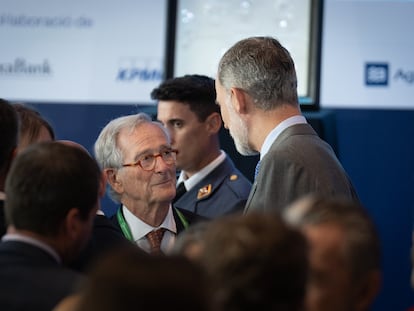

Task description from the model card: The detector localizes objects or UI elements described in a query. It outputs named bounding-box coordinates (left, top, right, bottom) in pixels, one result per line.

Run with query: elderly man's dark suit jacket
left=174, top=156, right=252, bottom=219
left=245, top=123, right=359, bottom=213
left=0, top=200, right=5, bottom=237
left=69, top=214, right=131, bottom=272
left=0, top=240, right=84, bottom=311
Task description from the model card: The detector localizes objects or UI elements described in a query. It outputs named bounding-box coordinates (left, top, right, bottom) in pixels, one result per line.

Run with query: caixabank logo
left=365, top=62, right=414, bottom=86
left=0, top=58, right=52, bottom=76
left=116, top=58, right=163, bottom=82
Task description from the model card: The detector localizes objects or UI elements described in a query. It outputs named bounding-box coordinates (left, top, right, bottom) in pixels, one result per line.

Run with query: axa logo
left=116, top=59, right=163, bottom=82
left=394, top=69, right=414, bottom=84
left=0, top=58, right=52, bottom=76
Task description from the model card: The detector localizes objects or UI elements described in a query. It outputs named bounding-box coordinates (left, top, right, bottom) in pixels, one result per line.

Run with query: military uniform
left=174, top=156, right=252, bottom=219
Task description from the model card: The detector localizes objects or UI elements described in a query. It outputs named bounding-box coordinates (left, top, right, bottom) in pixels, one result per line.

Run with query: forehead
left=157, top=100, right=197, bottom=120
left=215, top=79, right=227, bottom=101
left=118, top=122, right=169, bottom=154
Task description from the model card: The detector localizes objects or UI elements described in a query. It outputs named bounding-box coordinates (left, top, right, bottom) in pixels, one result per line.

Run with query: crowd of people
left=0, top=36, right=382, bottom=311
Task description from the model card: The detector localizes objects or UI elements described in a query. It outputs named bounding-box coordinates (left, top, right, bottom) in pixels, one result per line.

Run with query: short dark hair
left=201, top=213, right=308, bottom=311
left=13, top=103, right=55, bottom=145
left=151, top=74, right=219, bottom=121
left=5, top=142, right=101, bottom=235
left=0, top=99, right=18, bottom=178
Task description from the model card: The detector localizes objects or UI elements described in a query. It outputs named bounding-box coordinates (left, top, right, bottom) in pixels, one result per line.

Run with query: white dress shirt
left=122, top=205, right=177, bottom=254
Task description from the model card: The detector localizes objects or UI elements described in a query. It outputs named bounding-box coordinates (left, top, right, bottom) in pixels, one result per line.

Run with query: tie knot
left=146, top=228, right=166, bottom=255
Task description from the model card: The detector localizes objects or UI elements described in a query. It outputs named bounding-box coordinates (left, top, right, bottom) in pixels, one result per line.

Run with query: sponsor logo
left=394, top=69, right=414, bottom=84
left=116, top=59, right=163, bottom=82
left=365, top=62, right=414, bottom=86
left=0, top=58, right=52, bottom=76
left=365, top=63, right=388, bottom=86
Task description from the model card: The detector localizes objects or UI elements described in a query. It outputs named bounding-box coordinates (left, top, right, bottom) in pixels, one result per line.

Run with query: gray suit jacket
left=245, top=123, right=359, bottom=213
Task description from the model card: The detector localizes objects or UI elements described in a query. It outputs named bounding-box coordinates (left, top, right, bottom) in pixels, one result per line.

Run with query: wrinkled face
left=304, top=224, right=354, bottom=311
left=157, top=100, right=213, bottom=172
left=215, top=79, right=254, bottom=156
left=114, top=123, right=176, bottom=207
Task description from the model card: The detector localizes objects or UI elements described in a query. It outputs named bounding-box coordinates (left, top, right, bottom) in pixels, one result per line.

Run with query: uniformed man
left=152, top=74, right=252, bottom=219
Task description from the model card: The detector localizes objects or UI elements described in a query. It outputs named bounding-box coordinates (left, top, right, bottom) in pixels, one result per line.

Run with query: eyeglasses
left=122, top=148, right=178, bottom=171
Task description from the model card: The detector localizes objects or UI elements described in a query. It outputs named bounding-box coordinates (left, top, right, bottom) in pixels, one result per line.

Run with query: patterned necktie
left=146, top=228, right=166, bottom=255
left=254, top=160, right=261, bottom=180
left=172, top=182, right=187, bottom=204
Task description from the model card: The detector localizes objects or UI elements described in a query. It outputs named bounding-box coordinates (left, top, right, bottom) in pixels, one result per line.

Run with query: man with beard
left=215, top=36, right=359, bottom=213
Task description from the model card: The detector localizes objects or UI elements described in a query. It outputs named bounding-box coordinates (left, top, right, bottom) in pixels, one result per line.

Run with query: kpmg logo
left=365, top=63, right=389, bottom=86
left=117, top=58, right=163, bottom=82
left=0, top=58, right=52, bottom=76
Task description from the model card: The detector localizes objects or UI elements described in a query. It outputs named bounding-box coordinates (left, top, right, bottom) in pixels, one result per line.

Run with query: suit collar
left=0, top=239, right=61, bottom=265
left=268, top=123, right=318, bottom=153
left=261, top=116, right=308, bottom=159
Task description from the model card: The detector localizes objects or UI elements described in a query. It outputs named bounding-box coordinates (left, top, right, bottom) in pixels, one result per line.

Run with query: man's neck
left=182, top=143, right=221, bottom=178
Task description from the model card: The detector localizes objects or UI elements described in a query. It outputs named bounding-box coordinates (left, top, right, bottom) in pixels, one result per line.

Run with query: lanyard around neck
left=116, top=207, right=189, bottom=242
left=116, top=208, right=134, bottom=242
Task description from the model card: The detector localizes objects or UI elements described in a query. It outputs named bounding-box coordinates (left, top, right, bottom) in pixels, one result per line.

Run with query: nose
left=153, top=154, right=175, bottom=173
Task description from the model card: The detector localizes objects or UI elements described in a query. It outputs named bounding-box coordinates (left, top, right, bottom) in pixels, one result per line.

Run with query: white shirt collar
left=2, top=233, right=61, bottom=263
left=177, top=150, right=226, bottom=191
left=122, top=205, right=177, bottom=241
left=260, top=115, right=307, bottom=159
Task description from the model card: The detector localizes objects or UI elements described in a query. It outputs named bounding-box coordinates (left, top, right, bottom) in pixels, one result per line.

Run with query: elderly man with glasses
left=94, top=113, right=203, bottom=255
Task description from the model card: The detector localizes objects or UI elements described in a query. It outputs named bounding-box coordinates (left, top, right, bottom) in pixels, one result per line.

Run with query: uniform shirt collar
left=177, top=150, right=226, bottom=191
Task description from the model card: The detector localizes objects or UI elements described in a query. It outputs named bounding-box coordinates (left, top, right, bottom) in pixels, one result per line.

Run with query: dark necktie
left=254, top=160, right=261, bottom=180
left=173, top=182, right=187, bottom=204
left=146, top=228, right=166, bottom=255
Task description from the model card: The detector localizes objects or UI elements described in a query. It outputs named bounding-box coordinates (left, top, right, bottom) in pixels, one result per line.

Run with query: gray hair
left=284, top=195, right=381, bottom=281
left=94, top=112, right=169, bottom=203
left=218, top=36, right=299, bottom=110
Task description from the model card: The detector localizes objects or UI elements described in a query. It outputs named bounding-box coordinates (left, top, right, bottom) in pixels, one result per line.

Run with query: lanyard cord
left=116, top=208, right=134, bottom=242
left=116, top=207, right=189, bottom=241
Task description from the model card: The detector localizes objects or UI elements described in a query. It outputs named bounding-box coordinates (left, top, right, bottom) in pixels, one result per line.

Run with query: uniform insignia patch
left=197, top=184, right=212, bottom=199
left=230, top=174, right=238, bottom=181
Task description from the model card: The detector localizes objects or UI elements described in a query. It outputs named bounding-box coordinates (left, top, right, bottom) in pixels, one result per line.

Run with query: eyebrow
left=133, top=144, right=172, bottom=160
